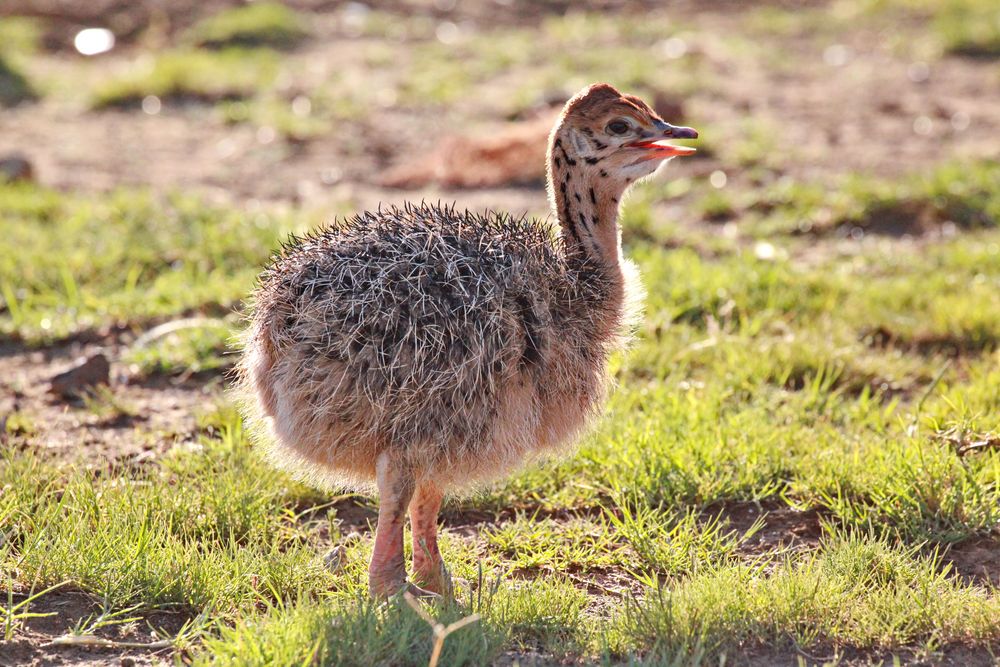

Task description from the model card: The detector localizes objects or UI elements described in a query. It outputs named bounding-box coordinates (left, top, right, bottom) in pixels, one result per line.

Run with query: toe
left=405, top=582, right=441, bottom=599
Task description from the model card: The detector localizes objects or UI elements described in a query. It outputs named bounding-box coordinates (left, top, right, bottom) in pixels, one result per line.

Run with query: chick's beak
left=657, top=120, right=698, bottom=140
left=628, top=120, right=699, bottom=159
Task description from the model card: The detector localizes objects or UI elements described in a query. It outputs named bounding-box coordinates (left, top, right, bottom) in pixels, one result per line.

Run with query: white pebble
left=74, top=28, right=115, bottom=56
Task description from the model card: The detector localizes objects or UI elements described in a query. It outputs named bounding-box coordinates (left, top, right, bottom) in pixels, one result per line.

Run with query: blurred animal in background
left=380, top=91, right=687, bottom=189
left=380, top=110, right=557, bottom=189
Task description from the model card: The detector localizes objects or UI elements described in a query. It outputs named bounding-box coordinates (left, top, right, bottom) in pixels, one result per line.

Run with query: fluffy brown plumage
left=237, top=82, right=697, bottom=596
left=242, top=204, right=617, bottom=489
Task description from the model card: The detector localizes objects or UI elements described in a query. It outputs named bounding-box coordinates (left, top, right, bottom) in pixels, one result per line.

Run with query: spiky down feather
left=237, top=202, right=635, bottom=491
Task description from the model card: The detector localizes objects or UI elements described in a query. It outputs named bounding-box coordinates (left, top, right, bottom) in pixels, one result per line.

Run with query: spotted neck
left=547, top=136, right=624, bottom=271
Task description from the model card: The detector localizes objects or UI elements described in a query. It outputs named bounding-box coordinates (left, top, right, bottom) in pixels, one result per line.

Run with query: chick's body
left=242, top=203, right=626, bottom=492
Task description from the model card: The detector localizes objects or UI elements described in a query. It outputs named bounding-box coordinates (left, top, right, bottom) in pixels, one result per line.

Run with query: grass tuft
left=0, top=184, right=301, bottom=342
left=91, top=49, right=278, bottom=109
left=186, top=2, right=309, bottom=51
left=611, top=533, right=1000, bottom=661
left=0, top=55, right=36, bottom=107
left=931, top=0, right=1000, bottom=58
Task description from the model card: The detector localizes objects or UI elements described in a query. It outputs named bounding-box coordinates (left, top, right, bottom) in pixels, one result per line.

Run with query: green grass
left=85, top=10, right=710, bottom=136
left=185, top=2, right=309, bottom=51
left=4, top=399, right=998, bottom=663
left=122, top=318, right=237, bottom=376
left=0, top=185, right=305, bottom=342
left=91, top=49, right=279, bottom=109
left=196, top=596, right=502, bottom=667
left=0, top=54, right=36, bottom=107
left=636, top=159, right=1000, bottom=240
left=218, top=96, right=333, bottom=142
left=853, top=0, right=1000, bottom=57
left=395, top=12, right=708, bottom=109
left=741, top=0, right=1000, bottom=61
left=933, top=0, right=1000, bottom=57
left=2, top=418, right=329, bottom=609
left=2, top=158, right=999, bottom=663
left=612, top=534, right=1000, bottom=659
left=0, top=17, right=42, bottom=57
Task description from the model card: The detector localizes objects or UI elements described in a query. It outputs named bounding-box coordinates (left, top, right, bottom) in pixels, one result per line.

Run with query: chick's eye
left=606, top=120, right=630, bottom=135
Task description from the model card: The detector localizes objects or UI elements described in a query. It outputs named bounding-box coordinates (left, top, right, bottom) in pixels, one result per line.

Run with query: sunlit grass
left=4, top=402, right=998, bottom=662
left=91, top=49, right=279, bottom=109
left=185, top=2, right=309, bottom=51
left=0, top=16, right=42, bottom=56
left=847, top=0, right=1000, bottom=57
left=2, top=155, right=999, bottom=664
left=610, top=534, right=1000, bottom=661
left=397, top=12, right=707, bottom=109
left=0, top=185, right=306, bottom=342
left=122, top=318, right=236, bottom=377
left=630, top=160, right=1000, bottom=249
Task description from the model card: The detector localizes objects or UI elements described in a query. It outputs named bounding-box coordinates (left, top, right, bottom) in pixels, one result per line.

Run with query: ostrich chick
left=239, top=83, right=698, bottom=597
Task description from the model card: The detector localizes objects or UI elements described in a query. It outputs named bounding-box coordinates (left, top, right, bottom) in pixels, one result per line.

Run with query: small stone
left=48, top=353, right=111, bottom=398
left=74, top=28, right=115, bottom=56
left=0, top=153, right=34, bottom=183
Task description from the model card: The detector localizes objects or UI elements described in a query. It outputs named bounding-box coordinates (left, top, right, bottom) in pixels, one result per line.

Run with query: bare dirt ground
left=1, top=590, right=186, bottom=667
left=0, top=339, right=216, bottom=464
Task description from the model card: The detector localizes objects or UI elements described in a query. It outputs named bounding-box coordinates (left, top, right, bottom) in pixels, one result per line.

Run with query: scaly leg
left=409, top=483, right=447, bottom=594
left=369, top=454, right=413, bottom=597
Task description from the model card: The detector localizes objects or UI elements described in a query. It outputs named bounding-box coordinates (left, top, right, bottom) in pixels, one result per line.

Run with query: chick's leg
left=409, top=483, right=446, bottom=594
left=369, top=454, right=415, bottom=597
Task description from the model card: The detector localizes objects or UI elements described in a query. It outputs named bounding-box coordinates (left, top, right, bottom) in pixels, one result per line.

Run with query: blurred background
left=1, top=0, right=997, bottom=213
